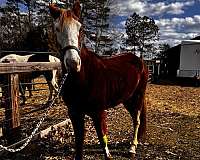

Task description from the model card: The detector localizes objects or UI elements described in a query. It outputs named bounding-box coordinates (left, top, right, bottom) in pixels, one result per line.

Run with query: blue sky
left=1, top=0, right=200, bottom=47
left=0, top=0, right=5, bottom=6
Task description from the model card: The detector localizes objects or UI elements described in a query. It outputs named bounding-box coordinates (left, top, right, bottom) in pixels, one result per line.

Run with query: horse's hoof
left=129, top=152, right=136, bottom=160
left=105, top=156, right=112, bottom=160
left=105, top=153, right=112, bottom=160
left=45, top=100, right=52, bottom=107
left=20, top=102, right=26, bottom=105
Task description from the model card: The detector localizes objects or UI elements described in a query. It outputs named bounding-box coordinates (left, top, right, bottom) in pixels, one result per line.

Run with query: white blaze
left=54, top=17, right=81, bottom=72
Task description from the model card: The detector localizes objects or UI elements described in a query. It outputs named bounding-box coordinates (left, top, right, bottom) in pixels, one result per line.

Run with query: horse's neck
left=71, top=47, right=103, bottom=83
left=81, top=47, right=103, bottom=70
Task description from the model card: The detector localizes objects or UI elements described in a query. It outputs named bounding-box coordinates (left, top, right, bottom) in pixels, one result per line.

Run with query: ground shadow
left=151, top=77, right=200, bottom=87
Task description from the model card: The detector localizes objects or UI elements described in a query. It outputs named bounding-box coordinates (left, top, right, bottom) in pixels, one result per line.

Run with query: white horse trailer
left=177, top=40, right=200, bottom=77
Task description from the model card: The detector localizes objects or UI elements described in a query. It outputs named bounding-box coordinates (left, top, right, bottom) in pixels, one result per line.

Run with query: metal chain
left=0, top=73, right=68, bottom=153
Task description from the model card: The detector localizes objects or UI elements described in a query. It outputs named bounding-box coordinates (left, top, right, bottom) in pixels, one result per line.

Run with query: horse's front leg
left=51, top=70, right=59, bottom=91
left=91, top=110, right=112, bottom=160
left=68, top=110, right=85, bottom=160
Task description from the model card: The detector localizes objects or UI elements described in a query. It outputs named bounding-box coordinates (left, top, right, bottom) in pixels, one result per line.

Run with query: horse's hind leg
left=26, top=79, right=33, bottom=97
left=19, top=82, right=26, bottom=105
left=45, top=71, right=58, bottom=102
left=68, top=110, right=85, bottom=160
left=124, top=91, right=147, bottom=158
left=124, top=68, right=148, bottom=158
left=46, top=80, right=54, bottom=102
left=91, top=111, right=112, bottom=160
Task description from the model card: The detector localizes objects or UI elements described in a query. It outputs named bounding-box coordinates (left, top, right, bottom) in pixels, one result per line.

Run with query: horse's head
left=49, top=1, right=81, bottom=72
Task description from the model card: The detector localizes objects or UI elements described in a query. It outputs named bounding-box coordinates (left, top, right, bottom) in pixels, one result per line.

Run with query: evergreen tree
left=80, top=0, right=110, bottom=54
left=125, top=12, right=159, bottom=58
left=158, top=43, right=170, bottom=59
left=0, top=0, right=26, bottom=50
left=0, top=0, right=53, bottom=51
left=0, top=0, right=111, bottom=53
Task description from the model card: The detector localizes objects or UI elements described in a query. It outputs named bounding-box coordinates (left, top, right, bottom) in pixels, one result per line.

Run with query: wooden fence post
left=2, top=59, right=21, bottom=144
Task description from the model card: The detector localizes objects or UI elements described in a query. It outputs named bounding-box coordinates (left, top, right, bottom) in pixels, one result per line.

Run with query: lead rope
left=0, top=73, right=68, bottom=153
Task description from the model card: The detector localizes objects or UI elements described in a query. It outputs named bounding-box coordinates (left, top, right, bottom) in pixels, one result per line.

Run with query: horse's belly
left=85, top=71, right=139, bottom=110
left=62, top=66, right=140, bottom=112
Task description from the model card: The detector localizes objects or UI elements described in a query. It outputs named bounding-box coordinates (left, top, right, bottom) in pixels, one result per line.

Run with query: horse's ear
left=49, top=4, right=61, bottom=19
left=73, top=0, right=81, bottom=18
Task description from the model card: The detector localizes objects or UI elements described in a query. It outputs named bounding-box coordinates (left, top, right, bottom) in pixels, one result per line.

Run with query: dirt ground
left=1, top=81, right=200, bottom=160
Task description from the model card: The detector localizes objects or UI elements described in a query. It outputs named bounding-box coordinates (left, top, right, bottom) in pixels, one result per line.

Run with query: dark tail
left=138, top=64, right=148, bottom=142
left=138, top=96, right=147, bottom=141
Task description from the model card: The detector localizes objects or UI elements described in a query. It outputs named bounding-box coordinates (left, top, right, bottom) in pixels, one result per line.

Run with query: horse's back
left=49, top=55, right=60, bottom=63
left=27, top=54, right=50, bottom=62
left=0, top=54, right=33, bottom=62
left=101, top=52, right=144, bottom=73
left=78, top=52, right=146, bottom=109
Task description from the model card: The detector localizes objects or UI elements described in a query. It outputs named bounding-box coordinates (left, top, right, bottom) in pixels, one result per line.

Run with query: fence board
left=0, top=51, right=57, bottom=55
left=0, top=62, right=61, bottom=74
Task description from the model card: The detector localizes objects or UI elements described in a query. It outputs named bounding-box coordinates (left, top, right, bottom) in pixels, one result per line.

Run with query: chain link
left=0, top=73, right=68, bottom=153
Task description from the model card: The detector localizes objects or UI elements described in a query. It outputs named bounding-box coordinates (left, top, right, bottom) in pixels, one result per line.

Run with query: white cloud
left=155, top=15, right=200, bottom=46
left=193, top=15, right=200, bottom=23
left=156, top=15, right=200, bottom=32
left=110, top=0, right=194, bottom=16
left=110, top=0, right=145, bottom=16
left=166, top=2, right=194, bottom=15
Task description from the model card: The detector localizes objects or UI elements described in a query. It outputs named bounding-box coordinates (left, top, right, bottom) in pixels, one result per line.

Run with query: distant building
left=163, top=36, right=200, bottom=78
left=177, top=40, right=200, bottom=77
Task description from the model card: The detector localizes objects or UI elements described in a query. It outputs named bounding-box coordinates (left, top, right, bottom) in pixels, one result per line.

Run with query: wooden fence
left=0, top=60, right=61, bottom=144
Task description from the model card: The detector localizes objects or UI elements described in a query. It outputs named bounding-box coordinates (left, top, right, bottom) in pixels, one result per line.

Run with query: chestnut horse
left=49, top=1, right=148, bottom=159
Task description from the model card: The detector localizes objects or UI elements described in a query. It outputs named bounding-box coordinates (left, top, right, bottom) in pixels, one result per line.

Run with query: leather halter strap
left=62, top=45, right=80, bottom=55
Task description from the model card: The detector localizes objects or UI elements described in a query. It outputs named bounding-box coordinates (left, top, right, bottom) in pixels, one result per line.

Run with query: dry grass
left=144, top=84, right=200, bottom=160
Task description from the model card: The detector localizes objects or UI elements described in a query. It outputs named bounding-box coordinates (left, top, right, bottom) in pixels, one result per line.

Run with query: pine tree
left=0, top=0, right=25, bottom=50
left=125, top=12, right=159, bottom=58
left=80, top=0, right=110, bottom=54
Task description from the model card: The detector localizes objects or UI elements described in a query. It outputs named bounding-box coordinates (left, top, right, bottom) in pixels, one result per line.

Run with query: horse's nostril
left=69, top=59, right=81, bottom=72
left=71, top=59, right=78, bottom=65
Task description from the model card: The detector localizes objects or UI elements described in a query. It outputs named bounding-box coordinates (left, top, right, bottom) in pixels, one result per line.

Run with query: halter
left=61, top=45, right=82, bottom=72
left=62, top=45, right=80, bottom=55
